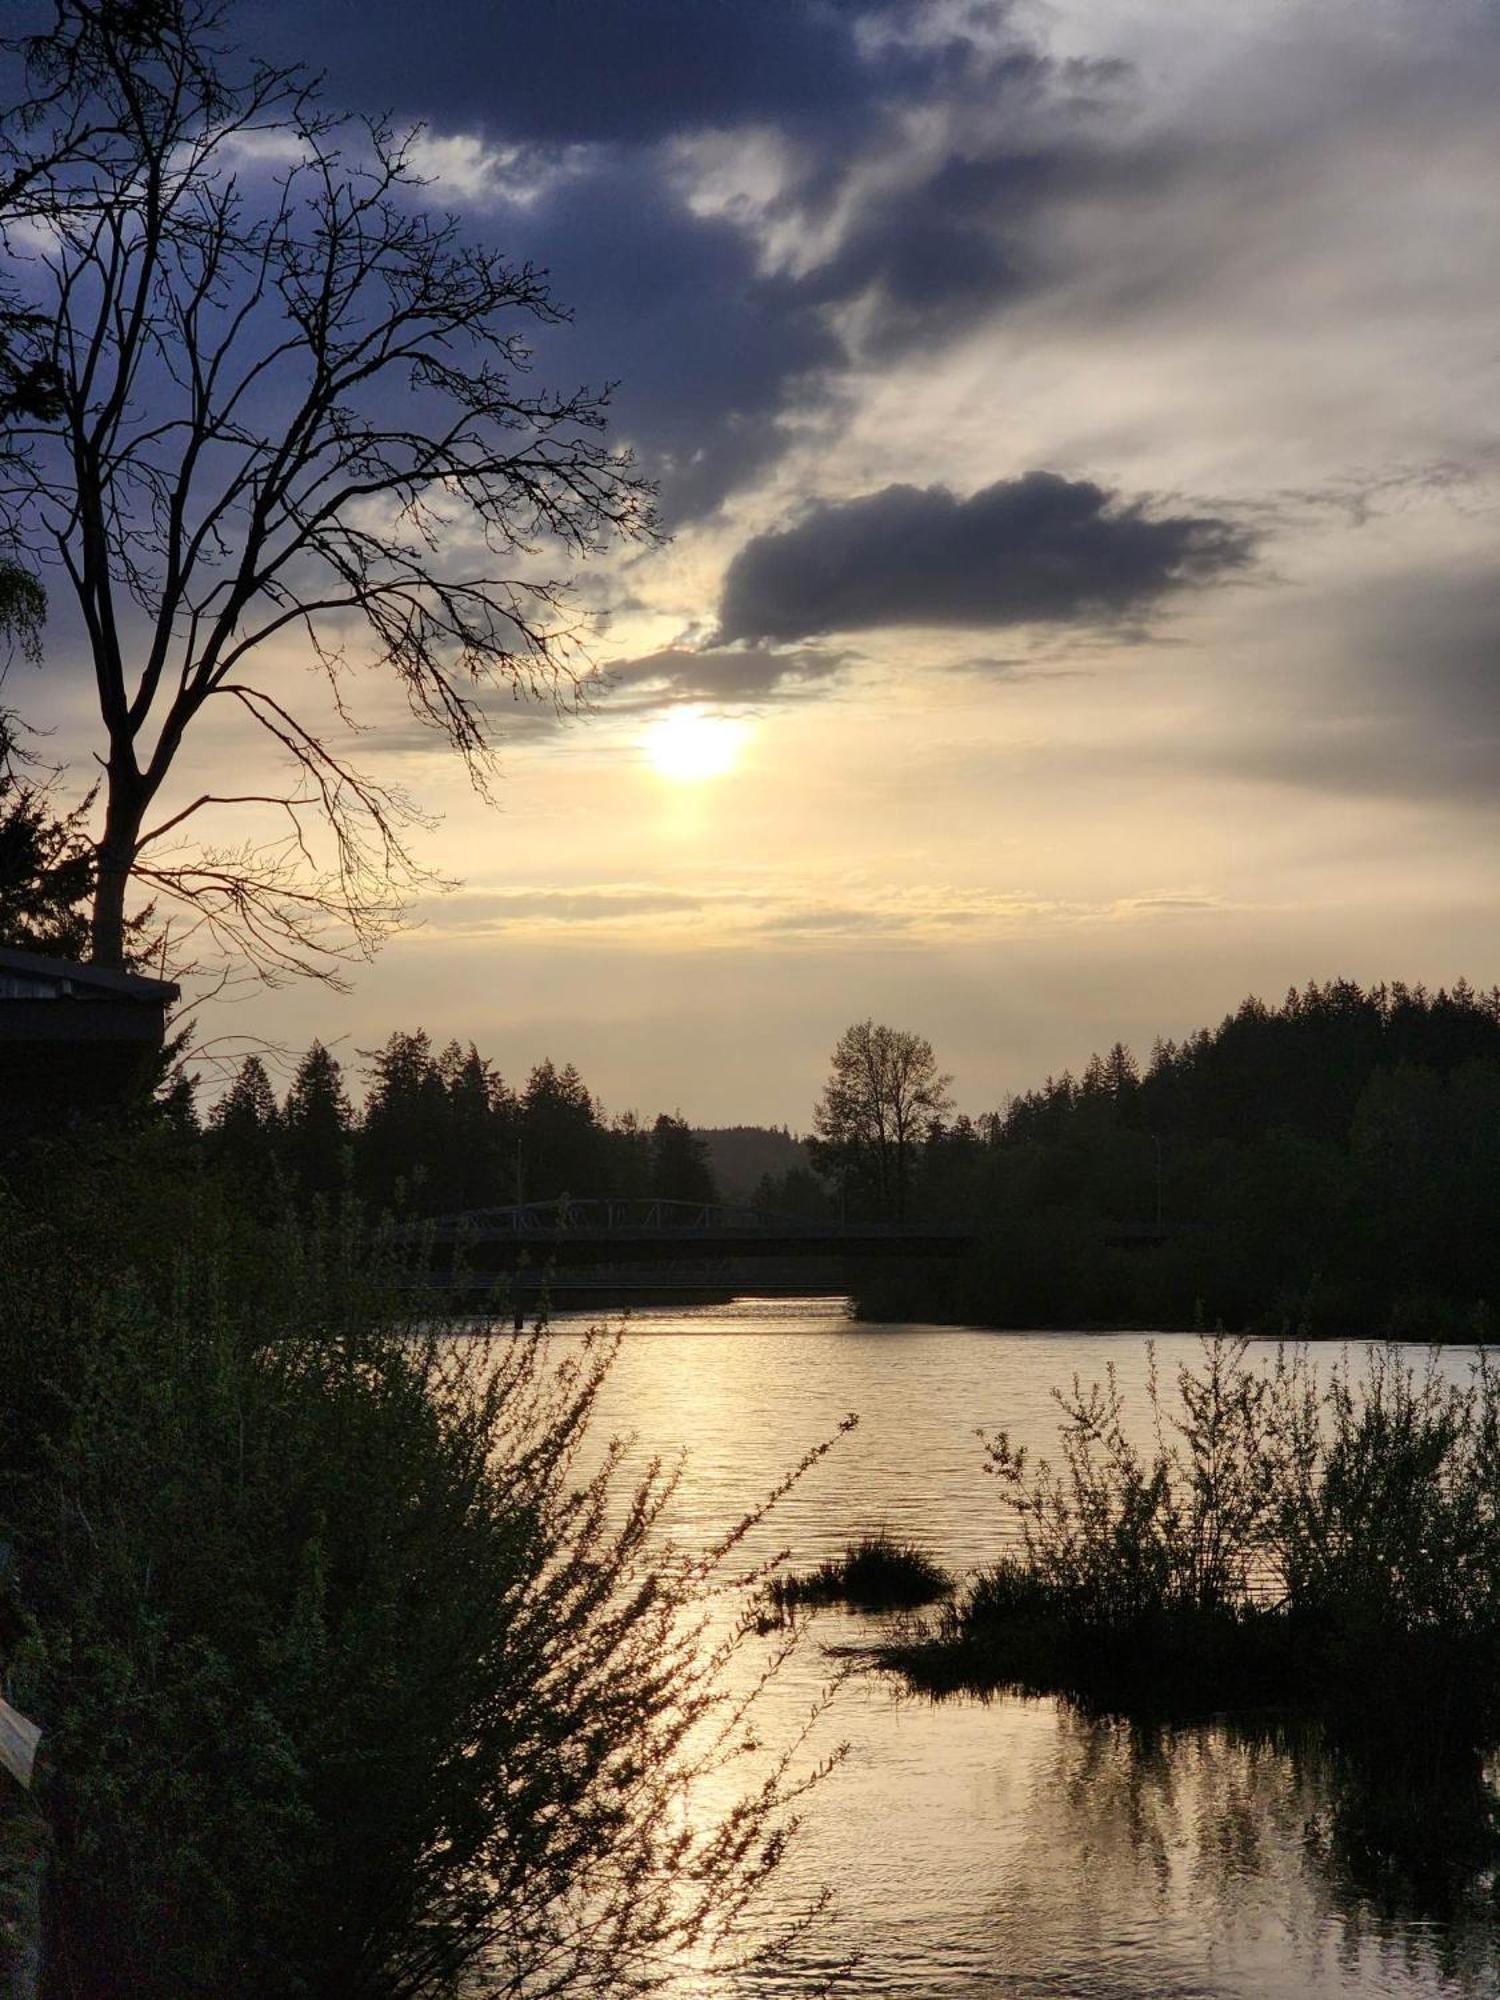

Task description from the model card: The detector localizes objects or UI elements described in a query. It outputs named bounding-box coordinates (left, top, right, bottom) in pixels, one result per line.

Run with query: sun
left=643, top=708, right=746, bottom=783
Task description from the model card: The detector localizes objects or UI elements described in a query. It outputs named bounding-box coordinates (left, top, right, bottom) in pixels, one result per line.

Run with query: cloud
left=420, top=887, right=706, bottom=929
left=405, top=131, right=587, bottom=208
left=254, top=0, right=936, bottom=148
left=765, top=62, right=1137, bottom=359
left=245, top=0, right=1500, bottom=540
left=250, top=1, right=1139, bottom=520
left=407, top=874, right=1223, bottom=948
left=1217, top=569, right=1500, bottom=808
left=505, top=155, right=843, bottom=523
left=594, top=643, right=852, bottom=712
left=750, top=907, right=909, bottom=936
left=716, top=472, right=1251, bottom=643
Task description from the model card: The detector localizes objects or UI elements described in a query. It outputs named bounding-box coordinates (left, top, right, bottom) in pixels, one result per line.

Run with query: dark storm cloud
left=597, top=642, right=851, bottom=711
left=243, top=0, right=1144, bottom=517
left=247, top=0, right=939, bottom=145
left=520, top=162, right=841, bottom=524
left=716, top=473, right=1252, bottom=643
left=776, top=63, right=1135, bottom=357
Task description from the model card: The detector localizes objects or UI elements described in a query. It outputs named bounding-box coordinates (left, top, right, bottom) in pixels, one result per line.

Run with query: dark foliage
left=648, top=1113, right=715, bottom=1205
left=764, top=1534, right=952, bottom=1615
left=205, top=1031, right=720, bottom=1219
left=0, top=1136, right=837, bottom=1998
left=0, top=711, right=92, bottom=957
left=695, top=1125, right=810, bottom=1203
left=856, top=979, right=1500, bottom=1336
left=885, top=1338, right=1500, bottom=1755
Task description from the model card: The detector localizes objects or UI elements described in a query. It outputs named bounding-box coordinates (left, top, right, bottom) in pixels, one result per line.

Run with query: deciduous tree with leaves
left=811, top=1019, right=952, bottom=1221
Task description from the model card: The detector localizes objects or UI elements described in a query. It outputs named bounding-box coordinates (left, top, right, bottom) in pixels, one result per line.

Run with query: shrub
left=892, top=1337, right=1500, bottom=1745
left=0, top=1143, right=839, bottom=1999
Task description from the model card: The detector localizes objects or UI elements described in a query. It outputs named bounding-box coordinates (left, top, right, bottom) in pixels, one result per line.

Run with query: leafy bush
left=0, top=1143, right=838, bottom=1998
left=894, top=1337, right=1500, bottom=1744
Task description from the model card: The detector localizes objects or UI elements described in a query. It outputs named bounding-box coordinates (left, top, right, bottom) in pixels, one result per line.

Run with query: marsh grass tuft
left=765, top=1534, right=953, bottom=1615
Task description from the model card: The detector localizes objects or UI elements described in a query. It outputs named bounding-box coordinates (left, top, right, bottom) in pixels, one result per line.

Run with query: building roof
left=0, top=944, right=179, bottom=1005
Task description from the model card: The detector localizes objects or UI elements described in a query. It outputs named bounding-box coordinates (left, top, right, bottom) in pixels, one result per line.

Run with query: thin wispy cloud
left=408, top=875, right=1235, bottom=950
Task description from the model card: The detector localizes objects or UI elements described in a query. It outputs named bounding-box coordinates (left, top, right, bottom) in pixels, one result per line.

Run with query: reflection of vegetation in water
left=869, top=1334, right=1500, bottom=1990
left=1010, top=1708, right=1500, bottom=1995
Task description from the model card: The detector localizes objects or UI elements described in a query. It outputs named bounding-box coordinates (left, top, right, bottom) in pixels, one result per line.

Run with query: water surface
left=539, top=1300, right=1500, bottom=1998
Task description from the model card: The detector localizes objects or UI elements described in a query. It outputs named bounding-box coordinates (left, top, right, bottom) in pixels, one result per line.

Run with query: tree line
left=204, top=1032, right=717, bottom=1216
left=785, top=981, right=1500, bottom=1337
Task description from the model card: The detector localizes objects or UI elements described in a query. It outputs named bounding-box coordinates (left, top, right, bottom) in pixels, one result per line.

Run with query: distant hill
left=694, top=1125, right=811, bottom=1202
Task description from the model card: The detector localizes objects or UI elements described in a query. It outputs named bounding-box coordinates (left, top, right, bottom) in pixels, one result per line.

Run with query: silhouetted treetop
left=997, top=980, right=1500, bottom=1150
left=856, top=976, right=1500, bottom=1338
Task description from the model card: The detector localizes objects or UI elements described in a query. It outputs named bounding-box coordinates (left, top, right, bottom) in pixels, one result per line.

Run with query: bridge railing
left=422, top=1196, right=843, bottom=1237
left=384, top=1197, right=978, bottom=1256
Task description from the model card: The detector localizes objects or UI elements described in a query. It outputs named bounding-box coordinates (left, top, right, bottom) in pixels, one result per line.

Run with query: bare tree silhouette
left=0, top=1, right=655, bottom=979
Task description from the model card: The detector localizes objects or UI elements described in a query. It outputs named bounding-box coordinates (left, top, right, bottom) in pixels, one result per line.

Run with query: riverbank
left=849, top=1243, right=1498, bottom=1344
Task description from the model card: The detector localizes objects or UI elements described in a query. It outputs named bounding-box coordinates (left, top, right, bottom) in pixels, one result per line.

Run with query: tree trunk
left=90, top=777, right=143, bottom=969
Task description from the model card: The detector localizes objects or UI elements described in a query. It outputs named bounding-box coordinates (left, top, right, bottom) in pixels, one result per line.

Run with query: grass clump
left=766, top=1533, right=953, bottom=1614
left=886, top=1336, right=1500, bottom=1749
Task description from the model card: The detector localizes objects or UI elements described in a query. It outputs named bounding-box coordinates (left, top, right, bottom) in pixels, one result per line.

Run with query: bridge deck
left=395, top=1199, right=1171, bottom=1271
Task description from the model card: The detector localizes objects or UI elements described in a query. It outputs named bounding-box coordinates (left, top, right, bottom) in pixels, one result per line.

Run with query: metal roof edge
left=0, top=944, right=180, bottom=1003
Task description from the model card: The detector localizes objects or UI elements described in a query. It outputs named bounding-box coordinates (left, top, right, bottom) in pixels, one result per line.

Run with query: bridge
left=396, top=1196, right=976, bottom=1305
left=417, top=1196, right=974, bottom=1257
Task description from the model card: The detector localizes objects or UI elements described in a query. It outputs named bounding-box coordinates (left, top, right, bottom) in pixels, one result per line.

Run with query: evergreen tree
left=358, top=1030, right=449, bottom=1212
left=751, top=1165, right=836, bottom=1223
left=0, top=713, right=94, bottom=957
left=282, top=1042, right=352, bottom=1204
left=519, top=1060, right=602, bottom=1200
left=440, top=1041, right=516, bottom=1209
left=649, top=1114, right=717, bottom=1206
left=865, top=977, right=1500, bottom=1335
left=605, top=1110, right=654, bottom=1199
left=206, top=1055, right=280, bottom=1188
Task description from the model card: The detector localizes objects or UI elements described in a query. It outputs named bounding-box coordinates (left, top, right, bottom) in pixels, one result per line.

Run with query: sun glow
left=643, top=708, right=747, bottom=783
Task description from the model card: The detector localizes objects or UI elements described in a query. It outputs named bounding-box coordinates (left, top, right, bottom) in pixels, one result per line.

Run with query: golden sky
left=15, top=0, right=1500, bottom=1122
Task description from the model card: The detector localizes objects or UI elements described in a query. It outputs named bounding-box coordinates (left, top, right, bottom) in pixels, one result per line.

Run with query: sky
left=17, top=0, right=1500, bottom=1125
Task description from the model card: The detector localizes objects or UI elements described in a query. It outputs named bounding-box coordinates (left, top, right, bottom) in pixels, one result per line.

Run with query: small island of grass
left=765, top=1534, right=953, bottom=1614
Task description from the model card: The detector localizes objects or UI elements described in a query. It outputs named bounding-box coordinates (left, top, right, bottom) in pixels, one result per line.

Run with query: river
left=539, top=1299, right=1500, bottom=1999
